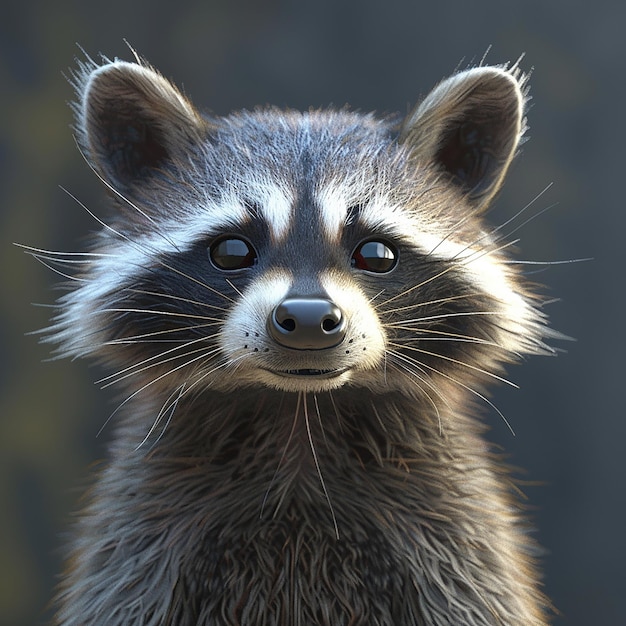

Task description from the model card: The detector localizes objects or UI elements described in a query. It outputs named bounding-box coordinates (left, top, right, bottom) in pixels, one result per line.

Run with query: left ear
left=400, top=66, right=527, bottom=211
left=74, top=59, right=211, bottom=199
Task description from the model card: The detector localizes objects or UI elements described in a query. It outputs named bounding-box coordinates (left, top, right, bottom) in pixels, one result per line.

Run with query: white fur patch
left=320, top=270, right=386, bottom=370
left=315, top=184, right=349, bottom=242
left=218, top=269, right=292, bottom=358
left=252, top=179, right=294, bottom=241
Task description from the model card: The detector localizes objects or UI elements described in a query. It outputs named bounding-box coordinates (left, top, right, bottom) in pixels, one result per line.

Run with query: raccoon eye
left=209, top=236, right=258, bottom=270
left=351, top=239, right=397, bottom=273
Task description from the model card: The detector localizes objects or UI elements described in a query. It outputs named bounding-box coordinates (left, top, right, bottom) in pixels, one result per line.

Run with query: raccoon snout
left=268, top=296, right=346, bottom=350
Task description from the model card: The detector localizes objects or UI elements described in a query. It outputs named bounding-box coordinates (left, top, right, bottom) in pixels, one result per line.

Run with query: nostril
left=279, top=317, right=296, bottom=332
left=322, top=316, right=340, bottom=332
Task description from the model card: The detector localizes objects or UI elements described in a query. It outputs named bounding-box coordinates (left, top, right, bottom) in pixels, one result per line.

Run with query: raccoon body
left=41, top=55, right=556, bottom=625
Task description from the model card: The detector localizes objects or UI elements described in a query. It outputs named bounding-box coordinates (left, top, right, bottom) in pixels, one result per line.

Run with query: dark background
left=1, top=1, right=623, bottom=624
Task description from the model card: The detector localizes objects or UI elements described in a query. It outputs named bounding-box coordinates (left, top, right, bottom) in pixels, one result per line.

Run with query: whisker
left=98, top=340, right=220, bottom=388
left=60, top=186, right=131, bottom=245
left=99, top=307, right=221, bottom=322
left=125, top=287, right=230, bottom=313
left=505, top=257, right=592, bottom=266
left=154, top=259, right=236, bottom=304
left=135, top=382, right=186, bottom=451
left=386, top=349, right=451, bottom=410
left=327, top=390, right=344, bottom=434
left=102, top=322, right=220, bottom=345
left=58, top=189, right=234, bottom=309
left=382, top=293, right=479, bottom=316
left=168, top=352, right=249, bottom=402
left=491, top=184, right=555, bottom=243
left=25, top=256, right=89, bottom=282
left=427, top=182, right=552, bottom=267
left=313, top=394, right=328, bottom=448
left=373, top=263, right=460, bottom=309
left=303, top=393, right=339, bottom=540
left=148, top=382, right=186, bottom=450
left=225, top=278, right=244, bottom=299
left=378, top=237, right=519, bottom=315
left=386, top=351, right=445, bottom=435
left=16, top=244, right=113, bottom=259
left=392, top=349, right=516, bottom=436
left=368, top=288, right=387, bottom=304
left=260, top=393, right=297, bottom=521
left=386, top=310, right=502, bottom=325
left=73, top=139, right=181, bottom=251
left=389, top=341, right=518, bottom=388
left=384, top=324, right=502, bottom=347
left=95, top=348, right=219, bottom=438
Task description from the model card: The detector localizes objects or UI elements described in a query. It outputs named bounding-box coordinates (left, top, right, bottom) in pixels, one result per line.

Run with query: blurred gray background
left=1, top=1, right=622, bottom=624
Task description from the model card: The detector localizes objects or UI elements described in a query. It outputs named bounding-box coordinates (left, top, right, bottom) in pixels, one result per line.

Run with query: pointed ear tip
left=80, top=60, right=130, bottom=99
left=457, top=65, right=526, bottom=93
left=84, top=59, right=155, bottom=89
left=79, top=59, right=174, bottom=115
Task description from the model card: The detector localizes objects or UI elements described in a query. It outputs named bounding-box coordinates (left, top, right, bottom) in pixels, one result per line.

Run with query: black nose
left=268, top=296, right=346, bottom=350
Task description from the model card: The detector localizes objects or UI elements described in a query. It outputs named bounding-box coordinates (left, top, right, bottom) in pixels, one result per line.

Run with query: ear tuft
left=400, top=65, right=528, bottom=211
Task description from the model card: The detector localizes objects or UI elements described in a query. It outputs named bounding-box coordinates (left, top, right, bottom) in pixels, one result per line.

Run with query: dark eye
left=209, top=236, right=257, bottom=270
left=351, top=239, right=397, bottom=273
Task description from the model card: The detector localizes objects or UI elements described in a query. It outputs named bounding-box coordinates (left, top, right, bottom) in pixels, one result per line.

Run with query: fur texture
left=34, top=53, right=559, bottom=625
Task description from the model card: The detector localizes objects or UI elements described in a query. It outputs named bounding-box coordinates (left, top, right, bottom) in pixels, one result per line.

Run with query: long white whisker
left=16, top=244, right=113, bottom=259
left=491, top=184, right=555, bottom=243
left=154, top=259, right=236, bottom=304
left=385, top=324, right=502, bottom=347
left=385, top=352, right=444, bottom=435
left=313, top=394, right=328, bottom=448
left=73, top=138, right=181, bottom=251
left=388, top=310, right=502, bottom=325
left=60, top=186, right=131, bottom=245
left=386, top=349, right=451, bottom=410
left=149, top=385, right=185, bottom=450
left=382, top=293, right=479, bottom=316
left=99, top=342, right=219, bottom=389
left=389, top=342, right=518, bottom=388
left=102, top=322, right=220, bottom=345
left=125, top=287, right=230, bottom=313
left=303, top=393, right=339, bottom=540
left=58, top=188, right=235, bottom=307
left=99, top=307, right=221, bottom=321
left=96, top=348, right=220, bottom=437
left=26, top=255, right=89, bottom=282
left=135, top=382, right=186, bottom=451
left=260, top=394, right=297, bottom=520
left=394, top=350, right=516, bottom=436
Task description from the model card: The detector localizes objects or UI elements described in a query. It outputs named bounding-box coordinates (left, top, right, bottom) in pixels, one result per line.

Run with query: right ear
left=399, top=66, right=527, bottom=212
left=74, top=60, right=210, bottom=195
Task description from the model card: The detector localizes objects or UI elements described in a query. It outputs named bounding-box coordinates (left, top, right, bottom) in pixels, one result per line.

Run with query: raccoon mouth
left=272, top=368, right=346, bottom=379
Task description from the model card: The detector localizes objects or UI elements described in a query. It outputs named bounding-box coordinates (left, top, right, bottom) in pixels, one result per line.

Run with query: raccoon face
left=216, top=250, right=391, bottom=394
left=47, top=57, right=552, bottom=398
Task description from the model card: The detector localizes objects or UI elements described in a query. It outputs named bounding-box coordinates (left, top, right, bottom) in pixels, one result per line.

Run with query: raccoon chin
left=257, top=367, right=352, bottom=393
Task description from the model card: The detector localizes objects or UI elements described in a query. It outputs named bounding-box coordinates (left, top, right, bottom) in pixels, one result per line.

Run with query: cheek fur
left=319, top=271, right=386, bottom=370
left=218, top=269, right=292, bottom=360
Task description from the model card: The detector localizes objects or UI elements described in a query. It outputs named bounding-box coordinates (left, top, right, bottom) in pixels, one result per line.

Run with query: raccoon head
left=48, top=56, right=552, bottom=400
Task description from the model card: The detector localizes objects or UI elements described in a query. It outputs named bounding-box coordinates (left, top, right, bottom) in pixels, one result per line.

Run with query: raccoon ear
left=75, top=60, right=208, bottom=193
left=400, top=66, right=527, bottom=211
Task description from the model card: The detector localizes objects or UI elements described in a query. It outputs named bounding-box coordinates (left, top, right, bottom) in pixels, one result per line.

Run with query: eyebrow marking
left=315, top=184, right=349, bottom=243
left=257, top=184, right=293, bottom=241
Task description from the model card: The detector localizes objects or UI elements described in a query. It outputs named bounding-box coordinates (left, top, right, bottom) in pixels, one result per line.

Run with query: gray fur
left=42, top=54, right=556, bottom=624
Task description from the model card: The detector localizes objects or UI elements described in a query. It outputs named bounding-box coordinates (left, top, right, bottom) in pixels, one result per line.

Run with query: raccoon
left=35, top=54, right=558, bottom=625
